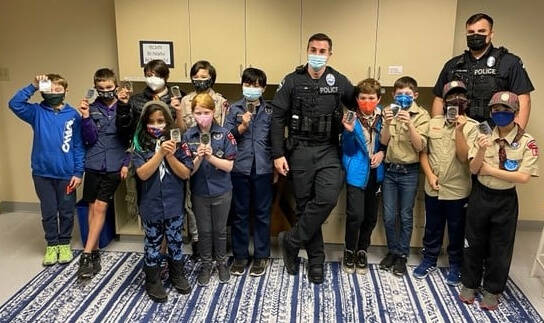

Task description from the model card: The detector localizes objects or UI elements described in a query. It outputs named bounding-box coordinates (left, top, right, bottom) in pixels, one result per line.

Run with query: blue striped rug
left=0, top=251, right=541, bottom=322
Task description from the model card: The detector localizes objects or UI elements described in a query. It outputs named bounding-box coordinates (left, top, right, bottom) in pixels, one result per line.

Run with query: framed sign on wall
left=139, top=41, right=174, bottom=67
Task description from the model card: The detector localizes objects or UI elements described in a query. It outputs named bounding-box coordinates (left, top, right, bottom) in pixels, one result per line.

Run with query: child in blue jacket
left=341, top=78, right=386, bottom=274
left=8, top=74, right=84, bottom=266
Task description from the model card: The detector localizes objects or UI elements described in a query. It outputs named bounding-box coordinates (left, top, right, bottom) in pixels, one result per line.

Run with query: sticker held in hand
left=39, top=79, right=52, bottom=93
left=346, top=110, right=356, bottom=123
left=171, top=86, right=182, bottom=98
left=389, top=104, right=401, bottom=117
left=200, top=132, right=211, bottom=145
left=170, top=128, right=181, bottom=143
left=85, top=88, right=96, bottom=101
left=478, top=121, right=493, bottom=135
left=446, top=106, right=459, bottom=122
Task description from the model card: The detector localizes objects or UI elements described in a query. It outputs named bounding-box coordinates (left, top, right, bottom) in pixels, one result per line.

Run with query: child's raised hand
left=455, top=115, right=467, bottom=131
left=117, top=88, right=130, bottom=104
left=383, top=108, right=394, bottom=125
left=477, top=134, right=491, bottom=150
left=170, top=97, right=182, bottom=112
left=203, top=145, right=213, bottom=159
left=341, top=114, right=355, bottom=132
left=33, top=74, right=48, bottom=89
left=160, top=140, right=176, bottom=156
left=78, top=99, right=90, bottom=118
left=241, top=111, right=252, bottom=128
left=397, top=110, right=411, bottom=124
left=196, top=144, right=207, bottom=158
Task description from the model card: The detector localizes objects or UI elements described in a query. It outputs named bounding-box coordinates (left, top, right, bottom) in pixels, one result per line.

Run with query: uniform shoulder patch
left=227, top=131, right=236, bottom=145
left=527, top=139, right=539, bottom=156
left=181, top=143, right=192, bottom=157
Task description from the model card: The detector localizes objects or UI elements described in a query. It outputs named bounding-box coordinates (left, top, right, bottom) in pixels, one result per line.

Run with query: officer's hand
left=274, top=157, right=289, bottom=176
left=273, top=169, right=279, bottom=184
left=241, top=111, right=252, bottom=128
left=397, top=110, right=411, bottom=124
left=383, top=108, right=394, bottom=125
left=171, top=97, right=182, bottom=112
left=117, top=88, right=130, bottom=104
left=341, top=115, right=355, bottom=132
left=476, top=134, right=491, bottom=150
left=196, top=144, right=207, bottom=157
left=427, top=173, right=440, bottom=191
left=455, top=115, right=467, bottom=131
left=370, top=151, right=384, bottom=168
left=33, top=74, right=48, bottom=89
left=160, top=140, right=176, bottom=156
left=120, top=166, right=129, bottom=180
left=78, top=99, right=90, bottom=118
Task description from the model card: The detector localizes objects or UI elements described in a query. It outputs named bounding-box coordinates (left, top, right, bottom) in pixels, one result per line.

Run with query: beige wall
left=454, top=1, right=544, bottom=220
left=0, top=0, right=119, bottom=203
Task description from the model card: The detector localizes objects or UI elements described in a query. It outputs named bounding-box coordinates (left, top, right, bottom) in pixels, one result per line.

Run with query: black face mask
left=466, top=34, right=488, bottom=51
left=97, top=89, right=116, bottom=101
left=192, top=78, right=212, bottom=92
left=42, top=92, right=65, bottom=107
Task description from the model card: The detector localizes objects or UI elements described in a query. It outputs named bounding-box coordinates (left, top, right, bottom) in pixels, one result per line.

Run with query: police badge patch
left=326, top=73, right=335, bottom=86
left=487, top=56, right=496, bottom=67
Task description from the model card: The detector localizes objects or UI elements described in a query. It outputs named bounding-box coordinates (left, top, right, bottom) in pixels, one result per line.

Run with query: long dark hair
left=133, top=101, right=174, bottom=153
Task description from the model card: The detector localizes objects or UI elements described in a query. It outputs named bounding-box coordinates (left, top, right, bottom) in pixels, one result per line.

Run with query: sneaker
left=413, top=259, right=437, bottom=279
left=480, top=290, right=499, bottom=310
left=392, top=255, right=407, bottom=277
left=308, top=264, right=324, bottom=284
left=57, top=244, right=73, bottom=264
left=217, top=261, right=230, bottom=283
left=445, top=264, right=461, bottom=286
left=42, top=246, right=58, bottom=266
left=342, top=249, right=355, bottom=274
left=197, top=263, right=212, bottom=287
left=230, top=258, right=248, bottom=276
left=379, top=253, right=397, bottom=271
left=77, top=253, right=94, bottom=279
left=91, top=250, right=102, bottom=275
left=249, top=258, right=268, bottom=277
left=459, top=285, right=476, bottom=304
left=355, top=250, right=368, bottom=275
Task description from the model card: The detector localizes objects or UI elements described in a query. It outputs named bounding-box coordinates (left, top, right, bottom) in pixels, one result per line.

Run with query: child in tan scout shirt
left=413, top=81, right=478, bottom=286
left=379, top=76, right=430, bottom=276
left=460, top=91, right=539, bottom=310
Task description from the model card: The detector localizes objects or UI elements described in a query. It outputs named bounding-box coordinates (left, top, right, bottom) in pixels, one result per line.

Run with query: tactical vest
left=288, top=66, right=343, bottom=144
left=448, top=47, right=508, bottom=121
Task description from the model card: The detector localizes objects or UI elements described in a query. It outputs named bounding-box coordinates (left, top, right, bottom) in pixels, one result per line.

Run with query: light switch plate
left=388, top=65, right=403, bottom=75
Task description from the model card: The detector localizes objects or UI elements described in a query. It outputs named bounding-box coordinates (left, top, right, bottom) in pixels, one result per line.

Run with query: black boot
left=168, top=259, right=191, bottom=294
left=191, top=241, right=200, bottom=261
left=278, top=231, right=299, bottom=275
left=308, top=264, right=324, bottom=284
left=91, top=250, right=101, bottom=275
left=143, top=264, right=168, bottom=303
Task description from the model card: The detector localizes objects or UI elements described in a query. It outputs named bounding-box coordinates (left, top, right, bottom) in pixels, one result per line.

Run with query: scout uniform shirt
left=468, top=123, right=539, bottom=190
left=132, top=141, right=194, bottom=222
left=180, top=89, right=229, bottom=127
left=425, top=115, right=478, bottom=199
left=182, top=123, right=237, bottom=197
left=384, top=102, right=430, bottom=164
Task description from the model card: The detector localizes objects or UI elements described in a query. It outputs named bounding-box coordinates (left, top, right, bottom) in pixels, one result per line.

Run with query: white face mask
left=145, top=76, right=165, bottom=92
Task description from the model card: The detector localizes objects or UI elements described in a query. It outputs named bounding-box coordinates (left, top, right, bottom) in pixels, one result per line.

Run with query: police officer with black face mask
left=271, top=33, right=356, bottom=284
left=432, top=13, right=534, bottom=128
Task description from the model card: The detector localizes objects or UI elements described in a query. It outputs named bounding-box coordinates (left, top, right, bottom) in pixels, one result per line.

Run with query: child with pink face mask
left=340, top=78, right=386, bottom=275
left=182, top=93, right=237, bottom=287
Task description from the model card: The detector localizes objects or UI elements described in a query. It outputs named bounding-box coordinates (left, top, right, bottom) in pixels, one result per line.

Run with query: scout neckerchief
left=496, top=123, right=525, bottom=170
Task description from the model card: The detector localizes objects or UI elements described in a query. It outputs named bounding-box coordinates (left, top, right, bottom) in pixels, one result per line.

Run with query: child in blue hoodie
left=341, top=78, right=386, bottom=275
left=8, top=74, right=84, bottom=266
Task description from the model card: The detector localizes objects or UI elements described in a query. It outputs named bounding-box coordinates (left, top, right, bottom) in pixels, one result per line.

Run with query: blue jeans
left=231, top=171, right=273, bottom=260
left=382, top=163, right=419, bottom=256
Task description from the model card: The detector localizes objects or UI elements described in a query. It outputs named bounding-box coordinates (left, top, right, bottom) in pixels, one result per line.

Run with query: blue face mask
left=394, top=94, right=413, bottom=109
left=491, top=111, right=515, bottom=127
left=242, top=86, right=263, bottom=101
left=307, top=54, right=327, bottom=71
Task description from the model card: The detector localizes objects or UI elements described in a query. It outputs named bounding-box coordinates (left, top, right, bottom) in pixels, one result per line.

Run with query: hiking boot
left=379, top=253, right=397, bottom=271
left=42, top=246, right=58, bottom=266
left=278, top=231, right=298, bottom=275
left=249, top=258, right=268, bottom=277
left=230, top=258, right=248, bottom=276
left=480, top=290, right=499, bottom=310
left=413, top=259, right=437, bottom=279
left=342, top=249, right=355, bottom=274
left=57, top=244, right=73, bottom=264
left=392, top=255, right=407, bottom=277
left=459, top=285, right=476, bottom=304
left=91, top=250, right=102, bottom=275
left=168, top=259, right=191, bottom=294
left=77, top=252, right=94, bottom=279
left=197, top=262, right=213, bottom=287
left=217, top=260, right=230, bottom=283
left=355, top=250, right=368, bottom=275
left=143, top=264, right=167, bottom=303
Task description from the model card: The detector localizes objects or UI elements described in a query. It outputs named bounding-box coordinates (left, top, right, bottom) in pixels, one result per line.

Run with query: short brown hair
left=46, top=73, right=68, bottom=90
left=191, top=93, right=215, bottom=112
left=144, top=59, right=170, bottom=80
left=93, top=68, right=117, bottom=86
left=307, top=33, right=332, bottom=51
left=393, top=76, right=418, bottom=93
left=355, top=78, right=381, bottom=98
left=190, top=60, right=217, bottom=85
left=466, top=13, right=493, bottom=29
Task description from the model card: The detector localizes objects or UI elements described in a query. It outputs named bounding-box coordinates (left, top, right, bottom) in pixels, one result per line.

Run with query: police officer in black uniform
left=432, top=13, right=534, bottom=128
left=271, top=33, right=355, bottom=284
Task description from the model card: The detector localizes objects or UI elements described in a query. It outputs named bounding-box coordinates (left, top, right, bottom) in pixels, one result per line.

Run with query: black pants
left=286, top=143, right=343, bottom=266
left=422, top=195, right=467, bottom=265
left=344, top=169, right=379, bottom=252
left=462, top=179, right=518, bottom=294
